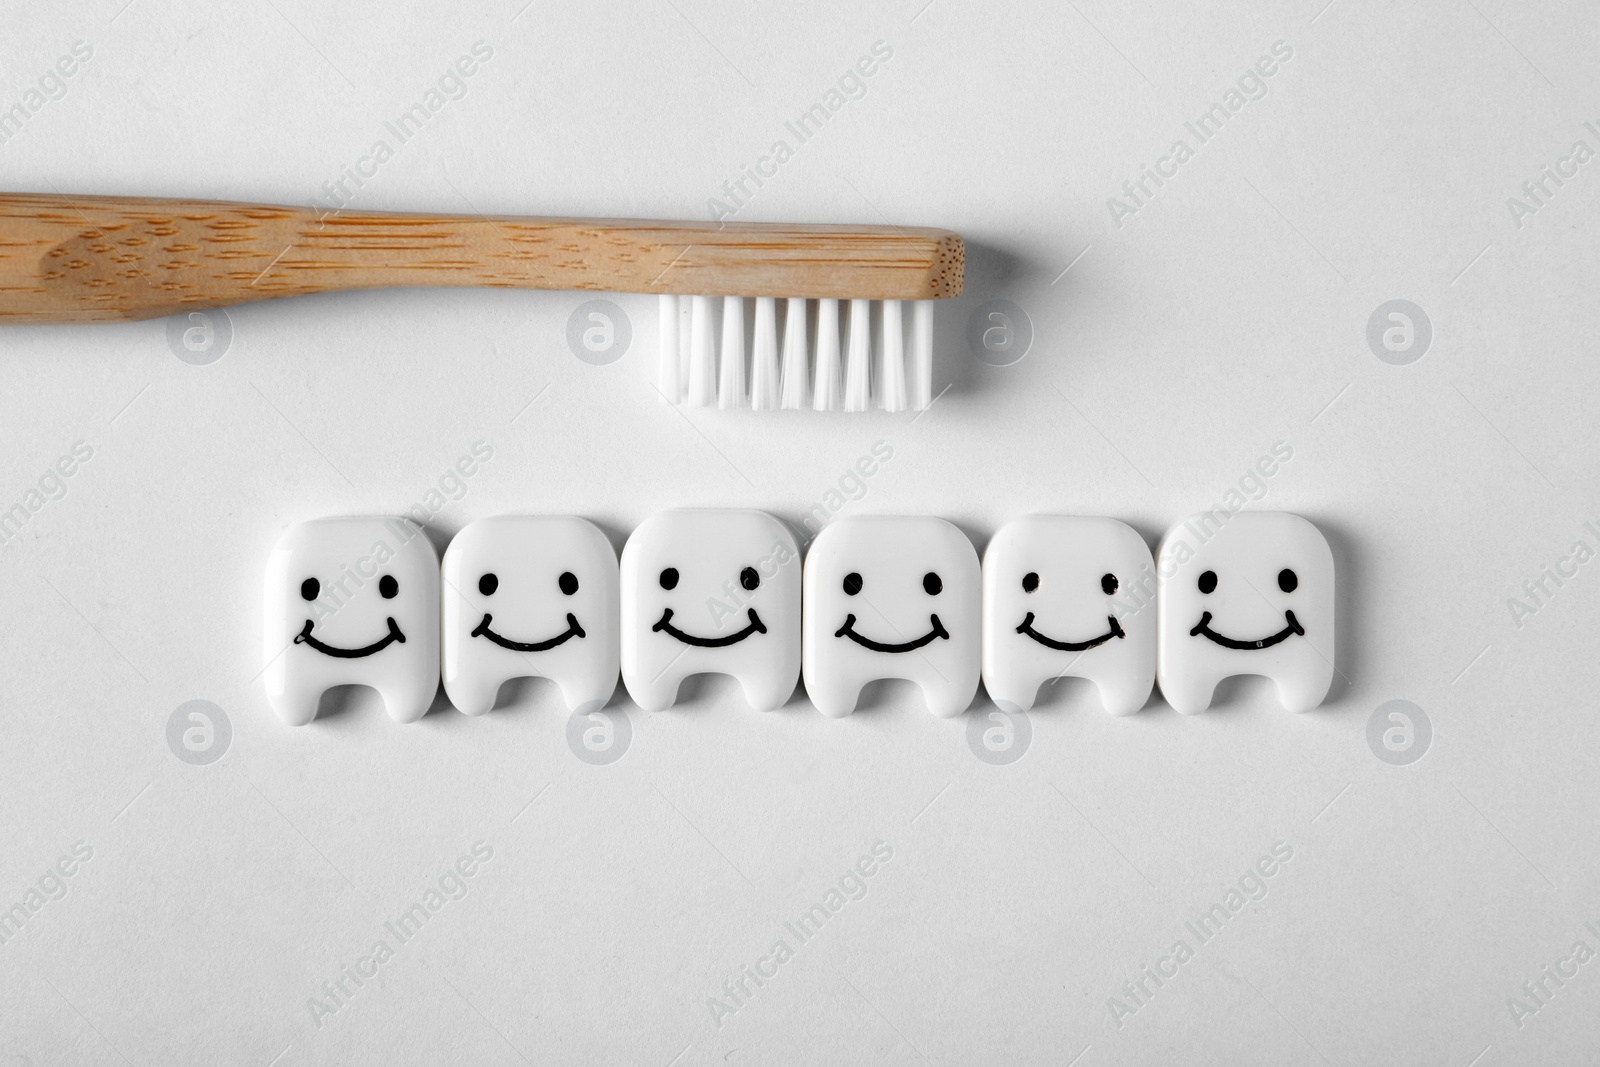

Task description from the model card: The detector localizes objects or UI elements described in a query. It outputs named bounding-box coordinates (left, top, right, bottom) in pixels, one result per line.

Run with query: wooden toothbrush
left=0, top=193, right=964, bottom=412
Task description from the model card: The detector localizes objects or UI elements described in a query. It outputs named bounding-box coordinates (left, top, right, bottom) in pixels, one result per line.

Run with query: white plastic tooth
left=686, top=295, right=716, bottom=407
left=780, top=297, right=810, bottom=410
left=718, top=296, right=746, bottom=409
left=878, top=299, right=906, bottom=413
left=750, top=297, right=779, bottom=411
left=657, top=295, right=682, bottom=404
left=844, top=298, right=871, bottom=412
left=813, top=298, right=841, bottom=411
left=911, top=299, right=934, bottom=411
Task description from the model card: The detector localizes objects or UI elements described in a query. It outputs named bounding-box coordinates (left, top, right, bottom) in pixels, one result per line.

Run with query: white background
left=2, top=0, right=1598, bottom=1063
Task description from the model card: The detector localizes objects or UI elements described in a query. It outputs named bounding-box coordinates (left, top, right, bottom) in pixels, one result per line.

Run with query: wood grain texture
left=0, top=193, right=964, bottom=323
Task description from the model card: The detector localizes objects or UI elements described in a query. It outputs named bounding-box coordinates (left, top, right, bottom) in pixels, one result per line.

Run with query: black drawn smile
left=653, top=607, right=766, bottom=647
left=1190, top=610, right=1304, bottom=650
left=472, top=612, right=585, bottom=652
left=295, top=617, right=404, bottom=659
left=1016, top=611, right=1124, bottom=652
left=834, top=613, right=948, bottom=653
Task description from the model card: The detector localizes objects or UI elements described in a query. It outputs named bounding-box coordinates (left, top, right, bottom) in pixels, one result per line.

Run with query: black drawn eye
left=301, top=578, right=320, bottom=601
left=923, top=572, right=943, bottom=595
left=379, top=575, right=399, bottom=599
left=1198, top=570, right=1217, bottom=594
left=479, top=573, right=498, bottom=596
left=842, top=572, right=863, bottom=596
left=560, top=571, right=579, bottom=595
left=1278, top=568, right=1298, bottom=593
left=740, top=567, right=760, bottom=591
left=1021, top=572, right=1039, bottom=593
left=1101, top=573, right=1118, bottom=595
left=659, top=567, right=679, bottom=590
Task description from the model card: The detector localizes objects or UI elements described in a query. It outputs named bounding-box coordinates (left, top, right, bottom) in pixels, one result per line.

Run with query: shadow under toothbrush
left=932, top=236, right=1051, bottom=407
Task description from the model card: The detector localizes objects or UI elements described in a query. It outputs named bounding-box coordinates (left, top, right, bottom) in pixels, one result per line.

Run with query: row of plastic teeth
left=656, top=296, right=935, bottom=412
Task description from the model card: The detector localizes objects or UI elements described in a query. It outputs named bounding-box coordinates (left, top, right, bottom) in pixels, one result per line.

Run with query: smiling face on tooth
left=1157, top=511, right=1335, bottom=714
left=803, top=516, right=979, bottom=719
left=982, top=516, right=1155, bottom=716
left=442, top=516, right=619, bottom=717
left=620, top=510, right=800, bottom=713
left=293, top=570, right=407, bottom=658
left=833, top=566, right=952, bottom=653
left=264, top=516, right=440, bottom=726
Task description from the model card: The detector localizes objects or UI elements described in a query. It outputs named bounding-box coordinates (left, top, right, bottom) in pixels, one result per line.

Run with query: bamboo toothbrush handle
left=0, top=193, right=963, bottom=324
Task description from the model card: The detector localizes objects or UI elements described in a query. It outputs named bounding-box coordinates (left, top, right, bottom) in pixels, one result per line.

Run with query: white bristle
left=751, top=297, right=779, bottom=410
left=718, top=296, right=746, bottom=409
left=780, top=297, right=809, bottom=410
left=911, top=299, right=933, bottom=410
left=678, top=296, right=693, bottom=394
left=813, top=298, right=841, bottom=411
left=844, top=299, right=871, bottom=412
left=657, top=295, right=681, bottom=404
left=659, top=294, right=938, bottom=412
left=687, top=295, right=716, bottom=407
left=879, top=299, right=906, bottom=413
